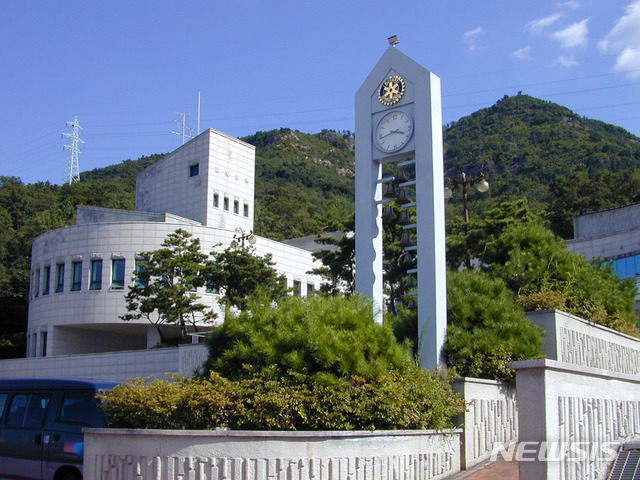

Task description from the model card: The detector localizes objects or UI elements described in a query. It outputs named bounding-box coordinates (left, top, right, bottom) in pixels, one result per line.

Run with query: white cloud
left=557, top=1, right=580, bottom=9
left=510, top=46, right=531, bottom=60
left=598, top=1, right=640, bottom=77
left=557, top=54, right=577, bottom=67
left=527, top=13, right=564, bottom=33
left=463, top=26, right=485, bottom=51
left=551, top=18, right=589, bottom=48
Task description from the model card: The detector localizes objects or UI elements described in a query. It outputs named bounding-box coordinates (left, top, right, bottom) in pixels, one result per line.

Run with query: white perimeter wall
left=84, top=429, right=461, bottom=480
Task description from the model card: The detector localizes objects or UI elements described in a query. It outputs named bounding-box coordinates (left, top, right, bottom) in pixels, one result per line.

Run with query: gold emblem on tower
left=378, top=75, right=406, bottom=106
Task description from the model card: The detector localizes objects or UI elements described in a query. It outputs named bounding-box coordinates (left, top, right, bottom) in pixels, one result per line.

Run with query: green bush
left=204, top=293, right=413, bottom=382
left=99, top=368, right=465, bottom=431
left=443, top=270, right=545, bottom=381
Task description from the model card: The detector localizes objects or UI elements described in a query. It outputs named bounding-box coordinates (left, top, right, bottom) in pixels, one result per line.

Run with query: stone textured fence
left=83, top=429, right=461, bottom=480
left=452, top=377, right=517, bottom=469
left=526, top=309, right=640, bottom=375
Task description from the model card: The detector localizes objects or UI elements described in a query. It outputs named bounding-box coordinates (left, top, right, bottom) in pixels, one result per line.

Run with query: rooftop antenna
left=62, top=115, right=83, bottom=185
left=171, top=112, right=194, bottom=145
left=197, top=91, right=201, bottom=135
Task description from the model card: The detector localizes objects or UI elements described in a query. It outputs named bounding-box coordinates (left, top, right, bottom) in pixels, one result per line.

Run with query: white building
left=26, top=128, right=323, bottom=359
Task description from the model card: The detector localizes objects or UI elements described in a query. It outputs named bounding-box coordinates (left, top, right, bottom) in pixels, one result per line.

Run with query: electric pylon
left=63, top=115, right=83, bottom=185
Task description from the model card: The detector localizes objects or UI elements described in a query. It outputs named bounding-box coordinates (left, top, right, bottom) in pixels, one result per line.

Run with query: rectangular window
left=243, top=203, right=249, bottom=217
left=34, top=270, right=40, bottom=297
left=0, top=394, right=7, bottom=419
left=7, top=393, right=50, bottom=428
left=135, top=260, right=148, bottom=287
left=307, top=283, right=315, bottom=296
left=90, top=260, right=103, bottom=290
left=233, top=200, right=239, bottom=214
left=213, top=193, right=219, bottom=208
left=40, top=332, right=47, bottom=357
left=42, top=266, right=50, bottom=295
left=71, top=261, right=82, bottom=291
left=293, top=280, right=302, bottom=297
left=223, top=197, right=229, bottom=211
left=111, top=259, right=125, bottom=289
left=189, top=164, right=199, bottom=177
left=55, top=263, right=65, bottom=293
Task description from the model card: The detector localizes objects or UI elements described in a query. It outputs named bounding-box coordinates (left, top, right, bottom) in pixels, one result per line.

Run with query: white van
left=0, top=379, right=117, bottom=480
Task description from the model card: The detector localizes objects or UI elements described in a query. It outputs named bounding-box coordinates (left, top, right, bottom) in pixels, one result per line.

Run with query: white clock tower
left=355, top=45, right=447, bottom=371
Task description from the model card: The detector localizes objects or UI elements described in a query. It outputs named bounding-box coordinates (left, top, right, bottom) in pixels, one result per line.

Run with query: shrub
left=99, top=368, right=465, bottom=431
left=443, top=269, right=545, bottom=381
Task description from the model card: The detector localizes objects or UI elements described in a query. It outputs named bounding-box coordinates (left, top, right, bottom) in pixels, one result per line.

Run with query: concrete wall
left=513, top=359, right=640, bottom=480
left=573, top=203, right=640, bottom=239
left=0, top=344, right=208, bottom=383
left=452, top=377, right=518, bottom=469
left=526, top=310, right=640, bottom=375
left=83, top=429, right=461, bottom=480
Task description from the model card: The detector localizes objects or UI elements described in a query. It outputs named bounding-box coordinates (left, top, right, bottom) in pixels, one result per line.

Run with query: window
left=40, top=332, right=47, bottom=357
left=135, top=260, right=148, bottom=287
left=7, top=393, right=50, bottom=428
left=34, top=270, right=40, bottom=297
left=223, top=197, right=229, bottom=211
left=90, top=260, right=103, bottom=290
left=243, top=203, right=249, bottom=217
left=293, top=280, right=302, bottom=297
left=307, top=283, right=315, bottom=296
left=55, top=263, right=65, bottom=293
left=213, top=193, right=219, bottom=208
left=233, top=200, right=239, bottom=214
left=189, top=164, right=199, bottom=177
left=111, top=259, right=125, bottom=289
left=42, top=266, right=50, bottom=295
left=59, top=391, right=96, bottom=425
left=0, top=394, right=7, bottom=419
left=71, top=261, right=82, bottom=291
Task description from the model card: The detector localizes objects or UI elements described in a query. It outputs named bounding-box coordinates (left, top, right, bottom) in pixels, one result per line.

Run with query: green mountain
left=3, top=95, right=640, bottom=357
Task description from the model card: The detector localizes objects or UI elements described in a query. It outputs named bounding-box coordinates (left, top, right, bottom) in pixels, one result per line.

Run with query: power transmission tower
left=63, top=115, right=84, bottom=185
left=172, top=112, right=194, bottom=145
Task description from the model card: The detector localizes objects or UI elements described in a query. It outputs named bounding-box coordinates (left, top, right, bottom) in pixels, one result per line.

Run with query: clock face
left=374, top=111, right=414, bottom=153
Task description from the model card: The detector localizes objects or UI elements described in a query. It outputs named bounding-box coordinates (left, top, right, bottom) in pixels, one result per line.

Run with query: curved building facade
left=27, top=129, right=323, bottom=358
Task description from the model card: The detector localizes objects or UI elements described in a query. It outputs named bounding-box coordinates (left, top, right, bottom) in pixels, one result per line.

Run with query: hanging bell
left=381, top=205, right=397, bottom=221
left=383, top=182, right=399, bottom=198
left=396, top=189, right=411, bottom=205
left=403, top=275, right=416, bottom=289
left=396, top=210, right=412, bottom=225
left=397, top=251, right=414, bottom=267
left=393, top=168, right=409, bottom=184
left=406, top=298, right=417, bottom=310
left=399, top=231, right=414, bottom=248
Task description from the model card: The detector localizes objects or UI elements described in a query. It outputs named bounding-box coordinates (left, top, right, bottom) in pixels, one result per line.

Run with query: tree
left=443, top=269, right=544, bottom=381
left=309, top=220, right=355, bottom=296
left=204, top=243, right=288, bottom=311
left=484, top=222, right=639, bottom=336
left=121, top=229, right=215, bottom=344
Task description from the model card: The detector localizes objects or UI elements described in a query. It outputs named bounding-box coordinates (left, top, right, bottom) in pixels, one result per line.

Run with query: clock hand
left=380, top=129, right=405, bottom=139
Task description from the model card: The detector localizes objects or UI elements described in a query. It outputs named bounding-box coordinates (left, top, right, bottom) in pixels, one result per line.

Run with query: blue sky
left=2, top=1, right=640, bottom=185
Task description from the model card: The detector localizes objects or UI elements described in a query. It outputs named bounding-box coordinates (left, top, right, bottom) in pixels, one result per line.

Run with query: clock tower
left=355, top=45, right=447, bottom=371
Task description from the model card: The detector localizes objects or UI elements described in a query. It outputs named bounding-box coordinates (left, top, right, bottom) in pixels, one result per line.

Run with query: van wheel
left=56, top=469, right=82, bottom=480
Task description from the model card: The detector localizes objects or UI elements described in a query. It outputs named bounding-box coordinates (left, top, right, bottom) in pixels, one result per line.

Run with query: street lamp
left=444, top=172, right=489, bottom=224
left=232, top=228, right=256, bottom=248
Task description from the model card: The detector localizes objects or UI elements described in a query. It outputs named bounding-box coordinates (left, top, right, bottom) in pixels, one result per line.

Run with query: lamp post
left=444, top=172, right=489, bottom=224
left=444, top=172, right=489, bottom=269
left=232, top=228, right=256, bottom=249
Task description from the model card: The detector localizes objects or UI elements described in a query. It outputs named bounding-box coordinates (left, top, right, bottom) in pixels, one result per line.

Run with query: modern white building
left=568, top=202, right=640, bottom=320
left=26, top=128, right=324, bottom=359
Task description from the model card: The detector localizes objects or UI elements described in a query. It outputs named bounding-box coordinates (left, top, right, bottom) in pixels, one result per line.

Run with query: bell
left=393, top=168, right=409, bottom=184
left=396, top=189, right=411, bottom=205
left=383, top=182, right=398, bottom=198
left=397, top=251, right=414, bottom=267
left=381, top=205, right=397, bottom=221
left=396, top=210, right=412, bottom=225
left=399, top=231, right=414, bottom=248
left=403, top=275, right=416, bottom=289
left=406, top=298, right=417, bottom=310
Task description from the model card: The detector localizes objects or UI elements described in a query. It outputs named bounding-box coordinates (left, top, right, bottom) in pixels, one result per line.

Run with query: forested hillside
left=2, top=94, right=640, bottom=357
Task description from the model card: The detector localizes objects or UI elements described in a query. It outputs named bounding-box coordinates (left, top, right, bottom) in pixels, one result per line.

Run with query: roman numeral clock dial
left=374, top=110, right=413, bottom=153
